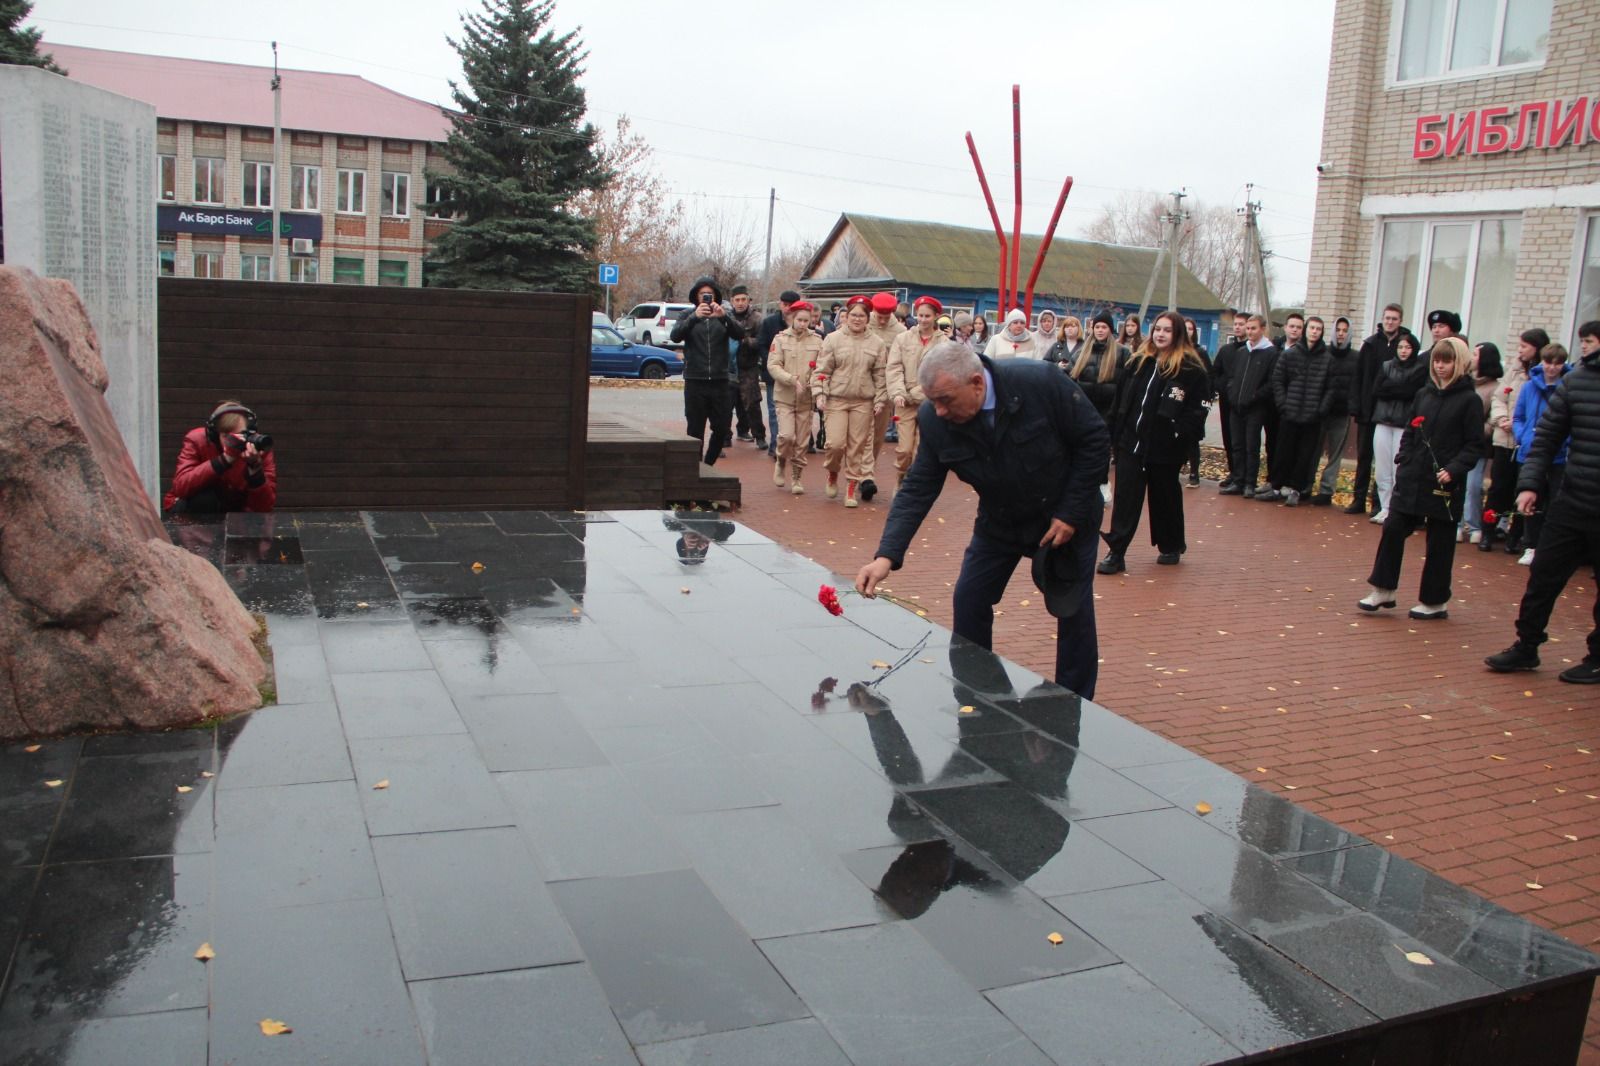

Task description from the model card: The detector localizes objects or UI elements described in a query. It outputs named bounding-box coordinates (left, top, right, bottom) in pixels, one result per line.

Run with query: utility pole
left=270, top=42, right=282, bottom=282
left=759, top=187, right=776, bottom=310
left=1136, top=188, right=1186, bottom=324
left=1238, top=184, right=1271, bottom=319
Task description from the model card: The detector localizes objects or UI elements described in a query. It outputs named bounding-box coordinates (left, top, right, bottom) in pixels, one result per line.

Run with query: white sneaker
left=1455, top=524, right=1467, bottom=543
left=1357, top=587, right=1397, bottom=611
left=1468, top=529, right=1483, bottom=544
left=1519, top=549, right=1535, bottom=566
left=1409, top=603, right=1449, bottom=620
left=1100, top=484, right=1111, bottom=504
left=1369, top=509, right=1389, bottom=525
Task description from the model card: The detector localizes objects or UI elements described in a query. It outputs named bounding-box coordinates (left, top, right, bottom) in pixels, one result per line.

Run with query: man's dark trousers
left=683, top=378, right=731, bottom=464
left=1349, top=420, right=1379, bottom=511
left=1228, top=405, right=1267, bottom=490
left=952, top=528, right=1098, bottom=699
left=1514, top=507, right=1600, bottom=661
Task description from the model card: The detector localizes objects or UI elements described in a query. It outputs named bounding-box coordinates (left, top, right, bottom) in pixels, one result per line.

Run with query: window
left=336, top=169, right=366, bottom=214
left=242, top=161, right=273, bottom=209
left=289, top=258, right=319, bottom=283
left=1570, top=216, right=1600, bottom=350
left=1395, top=0, right=1551, bottom=83
left=240, top=254, right=273, bottom=281
left=1373, top=217, right=1521, bottom=345
left=380, top=172, right=410, bottom=217
left=333, top=257, right=365, bottom=285
left=193, top=252, right=222, bottom=279
left=425, top=182, right=454, bottom=219
left=157, top=236, right=175, bottom=276
left=193, top=157, right=224, bottom=205
left=158, top=155, right=175, bottom=201
left=378, top=259, right=408, bottom=287
left=291, top=165, right=320, bottom=211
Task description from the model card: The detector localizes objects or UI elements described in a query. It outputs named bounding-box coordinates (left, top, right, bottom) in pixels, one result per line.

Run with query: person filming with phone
left=162, top=399, right=277, bottom=514
left=671, top=276, right=745, bottom=466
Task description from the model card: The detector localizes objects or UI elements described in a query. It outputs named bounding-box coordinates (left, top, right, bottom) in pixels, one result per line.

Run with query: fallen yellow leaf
left=1526, top=881, right=1544, bottom=890
left=1580, top=748, right=1593, bottom=755
left=1524, top=690, right=1534, bottom=697
left=356, top=601, right=369, bottom=609
left=1255, top=767, right=1268, bottom=773
left=1489, top=755, right=1506, bottom=761
left=201, top=771, right=215, bottom=779
left=870, top=660, right=890, bottom=669
left=1019, top=599, right=1031, bottom=607
left=23, top=744, right=40, bottom=753
left=1047, top=932, right=1064, bottom=945
left=259, top=1019, right=293, bottom=1036
left=471, top=562, right=486, bottom=573
left=372, top=779, right=390, bottom=790
left=194, top=943, right=215, bottom=962
left=1564, top=834, right=1579, bottom=842
left=918, top=658, right=934, bottom=664
left=176, top=785, right=192, bottom=794
left=958, top=705, right=975, bottom=715
left=679, top=587, right=691, bottom=594
left=1195, top=802, right=1213, bottom=815
left=1402, top=950, right=1434, bottom=966
left=43, top=779, right=62, bottom=788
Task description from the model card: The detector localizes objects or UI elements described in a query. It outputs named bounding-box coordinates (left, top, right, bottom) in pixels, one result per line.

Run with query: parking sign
left=598, top=263, right=620, bottom=287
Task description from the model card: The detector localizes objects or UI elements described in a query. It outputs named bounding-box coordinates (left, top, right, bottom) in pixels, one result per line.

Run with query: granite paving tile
left=636, top=1018, right=853, bottom=1066
left=551, top=869, right=809, bottom=1044
left=0, top=855, right=209, bottom=1029
left=331, top=669, right=465, bottom=739
left=213, top=780, right=380, bottom=914
left=0, top=738, right=79, bottom=867
left=957, top=732, right=1173, bottom=820
left=402, top=596, right=507, bottom=641
left=455, top=692, right=607, bottom=772
left=409, top=966, right=637, bottom=1066
left=348, top=734, right=513, bottom=836
left=424, top=635, right=557, bottom=697
left=47, top=751, right=215, bottom=862
left=0, top=1007, right=208, bottom=1066
left=505, top=616, right=628, bottom=665
left=215, top=701, right=353, bottom=790
left=210, top=897, right=423, bottom=1065
left=757, top=922, right=1052, bottom=1066
left=267, top=642, right=335, bottom=704
left=496, top=765, right=688, bottom=881
left=372, top=828, right=578, bottom=981
left=319, top=619, right=432, bottom=673
left=986, top=965, right=1239, bottom=1066
left=749, top=748, right=939, bottom=852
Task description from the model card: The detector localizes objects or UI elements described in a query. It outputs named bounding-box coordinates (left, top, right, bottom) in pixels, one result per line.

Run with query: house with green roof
left=800, top=213, right=1229, bottom=350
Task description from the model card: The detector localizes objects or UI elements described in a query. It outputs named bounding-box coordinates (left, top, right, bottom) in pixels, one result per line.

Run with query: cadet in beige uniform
left=864, top=291, right=907, bottom=500
left=888, top=296, right=942, bottom=489
left=768, top=302, right=825, bottom=494
left=814, top=295, right=888, bottom=507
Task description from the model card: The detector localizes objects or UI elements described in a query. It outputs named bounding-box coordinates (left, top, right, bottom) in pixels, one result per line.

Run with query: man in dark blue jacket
left=855, top=342, right=1110, bottom=697
left=670, top=276, right=744, bottom=465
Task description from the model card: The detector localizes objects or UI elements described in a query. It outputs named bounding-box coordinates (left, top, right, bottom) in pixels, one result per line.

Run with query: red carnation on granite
left=817, top=584, right=844, bottom=616
left=1410, top=415, right=1425, bottom=428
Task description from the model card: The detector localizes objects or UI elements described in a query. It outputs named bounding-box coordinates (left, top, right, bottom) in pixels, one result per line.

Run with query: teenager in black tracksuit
left=1221, top=315, right=1278, bottom=496
left=1261, top=317, right=1332, bottom=505
left=1211, top=316, right=1247, bottom=489
left=1359, top=338, right=1485, bottom=619
left=1098, top=312, right=1211, bottom=574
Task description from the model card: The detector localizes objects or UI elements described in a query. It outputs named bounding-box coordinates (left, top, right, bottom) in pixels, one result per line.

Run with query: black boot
left=1485, top=642, right=1540, bottom=672
left=1096, top=552, right=1126, bottom=575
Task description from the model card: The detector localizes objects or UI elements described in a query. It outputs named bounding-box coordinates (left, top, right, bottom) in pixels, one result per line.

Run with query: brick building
left=1306, top=0, right=1599, bottom=350
left=47, top=43, right=453, bottom=287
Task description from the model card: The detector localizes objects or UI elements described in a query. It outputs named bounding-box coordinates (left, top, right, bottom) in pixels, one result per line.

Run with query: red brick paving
left=698, top=429, right=1600, bottom=1062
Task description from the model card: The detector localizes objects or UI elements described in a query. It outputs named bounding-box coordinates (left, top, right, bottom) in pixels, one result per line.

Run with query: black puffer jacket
left=1518, top=350, right=1600, bottom=521
left=1371, top=353, right=1428, bottom=427
left=1391, top=375, right=1486, bottom=521
left=1068, top=341, right=1126, bottom=422
left=1271, top=340, right=1332, bottom=424
left=1211, top=337, right=1245, bottom=402
left=1352, top=328, right=1414, bottom=421
left=1111, top=354, right=1210, bottom=465
left=1324, top=344, right=1355, bottom=417
left=1222, top=342, right=1279, bottom=411
left=669, top=276, right=744, bottom=381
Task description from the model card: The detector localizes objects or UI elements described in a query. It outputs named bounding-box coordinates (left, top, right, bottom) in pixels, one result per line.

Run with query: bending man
left=855, top=342, right=1110, bottom=697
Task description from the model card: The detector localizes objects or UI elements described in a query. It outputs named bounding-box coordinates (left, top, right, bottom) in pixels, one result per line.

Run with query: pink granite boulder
left=0, top=266, right=266, bottom=740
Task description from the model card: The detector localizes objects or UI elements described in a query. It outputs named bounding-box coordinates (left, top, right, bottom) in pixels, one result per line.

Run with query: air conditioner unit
left=290, top=238, right=315, bottom=256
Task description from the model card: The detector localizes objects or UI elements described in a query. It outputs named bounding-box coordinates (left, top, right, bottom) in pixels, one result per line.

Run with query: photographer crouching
left=161, top=400, right=277, bottom=515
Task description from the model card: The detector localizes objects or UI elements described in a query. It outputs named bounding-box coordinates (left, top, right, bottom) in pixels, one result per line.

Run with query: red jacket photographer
left=162, top=427, right=277, bottom=513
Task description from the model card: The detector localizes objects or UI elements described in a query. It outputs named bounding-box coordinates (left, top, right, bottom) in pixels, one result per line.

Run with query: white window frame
left=240, top=253, right=273, bottom=281
left=1366, top=214, right=1520, bottom=340
left=193, top=157, right=224, bottom=205
left=1387, top=0, right=1549, bottom=88
left=158, top=155, right=176, bottom=201
left=290, top=164, right=321, bottom=212
left=289, top=258, right=320, bottom=283
left=381, top=171, right=410, bottom=218
left=336, top=169, right=366, bottom=215
left=425, top=182, right=453, bottom=220
left=242, top=161, right=273, bottom=209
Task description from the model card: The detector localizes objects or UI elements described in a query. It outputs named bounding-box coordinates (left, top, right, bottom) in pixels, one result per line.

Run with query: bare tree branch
left=1081, top=191, right=1273, bottom=309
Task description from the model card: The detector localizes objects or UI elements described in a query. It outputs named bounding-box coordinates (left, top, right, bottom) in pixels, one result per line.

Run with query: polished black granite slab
left=2, top=509, right=1594, bottom=1066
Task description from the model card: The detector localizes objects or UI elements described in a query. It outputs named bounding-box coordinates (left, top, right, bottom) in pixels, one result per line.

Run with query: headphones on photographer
left=205, top=403, right=257, bottom=447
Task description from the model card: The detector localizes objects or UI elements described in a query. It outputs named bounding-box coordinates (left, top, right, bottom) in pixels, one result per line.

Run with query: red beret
left=870, top=293, right=898, bottom=315
left=790, top=301, right=815, bottom=314
left=846, top=295, right=872, bottom=311
left=912, top=296, right=943, bottom=314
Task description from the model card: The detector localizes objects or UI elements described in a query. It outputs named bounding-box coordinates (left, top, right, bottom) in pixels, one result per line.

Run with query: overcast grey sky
left=33, top=0, right=1335, bottom=301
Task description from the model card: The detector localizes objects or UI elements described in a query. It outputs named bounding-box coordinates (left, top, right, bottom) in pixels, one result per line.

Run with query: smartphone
left=700, top=293, right=714, bottom=305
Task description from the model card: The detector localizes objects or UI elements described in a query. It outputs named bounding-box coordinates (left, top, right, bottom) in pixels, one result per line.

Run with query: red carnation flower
left=1410, top=416, right=1425, bottom=427
left=809, top=361, right=817, bottom=369
left=1503, top=386, right=1513, bottom=394
left=817, top=584, right=844, bottom=616
left=1483, top=509, right=1498, bottom=525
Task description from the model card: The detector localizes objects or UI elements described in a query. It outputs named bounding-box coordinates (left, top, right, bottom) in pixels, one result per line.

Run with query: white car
left=593, top=310, right=614, bottom=329
left=614, top=302, right=693, bottom=347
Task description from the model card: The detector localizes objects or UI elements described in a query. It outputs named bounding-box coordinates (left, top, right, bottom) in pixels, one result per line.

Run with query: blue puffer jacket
left=1513, top=366, right=1571, bottom=465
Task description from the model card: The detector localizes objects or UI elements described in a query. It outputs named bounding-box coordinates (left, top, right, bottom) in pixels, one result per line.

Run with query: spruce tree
left=427, top=0, right=608, bottom=292
left=0, top=0, right=64, bottom=73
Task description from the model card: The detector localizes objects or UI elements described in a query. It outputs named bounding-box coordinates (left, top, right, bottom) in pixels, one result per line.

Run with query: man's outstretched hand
left=855, top=557, right=892, bottom=597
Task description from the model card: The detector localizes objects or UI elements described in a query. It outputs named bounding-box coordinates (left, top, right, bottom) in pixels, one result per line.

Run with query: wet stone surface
left=1, top=509, right=1595, bottom=1065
